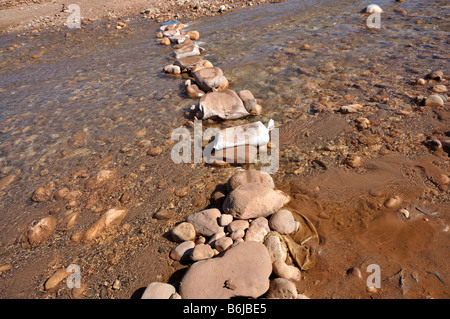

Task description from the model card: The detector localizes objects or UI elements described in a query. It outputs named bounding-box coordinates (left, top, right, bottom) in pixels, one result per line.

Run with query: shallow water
left=0, top=0, right=449, bottom=298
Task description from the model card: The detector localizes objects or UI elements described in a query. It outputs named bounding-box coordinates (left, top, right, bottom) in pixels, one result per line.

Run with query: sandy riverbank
left=0, top=0, right=284, bottom=34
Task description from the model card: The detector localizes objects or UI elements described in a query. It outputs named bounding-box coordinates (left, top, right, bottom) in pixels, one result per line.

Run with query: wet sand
left=0, top=0, right=449, bottom=299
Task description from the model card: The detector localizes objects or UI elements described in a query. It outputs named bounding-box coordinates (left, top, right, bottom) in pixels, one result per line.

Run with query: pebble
left=266, top=278, right=298, bottom=299
left=227, top=220, right=249, bottom=233
left=427, top=71, right=443, bottom=81
left=218, top=214, right=233, bottom=227
left=0, top=175, right=16, bottom=190
left=187, top=30, right=200, bottom=40
left=230, top=229, right=246, bottom=240
left=339, top=104, right=363, bottom=114
left=214, top=236, right=233, bottom=252
left=264, top=232, right=288, bottom=262
left=171, top=222, right=196, bottom=242
left=238, top=90, right=258, bottom=114
left=163, top=64, right=181, bottom=74
left=147, top=147, right=163, bottom=156
left=44, top=267, right=71, bottom=291
left=153, top=209, right=174, bottom=220
left=141, top=282, right=176, bottom=299
left=22, top=215, right=57, bottom=248
left=398, top=208, right=410, bottom=218
left=432, top=85, right=447, bottom=93
left=81, top=208, right=128, bottom=244
left=425, top=95, right=444, bottom=107
left=186, top=208, right=224, bottom=237
left=190, top=244, right=215, bottom=261
left=384, top=196, right=402, bottom=208
left=32, top=186, right=52, bottom=202
left=268, top=209, right=297, bottom=235
left=273, top=260, right=301, bottom=281
left=416, top=78, right=426, bottom=85
left=170, top=241, right=195, bottom=262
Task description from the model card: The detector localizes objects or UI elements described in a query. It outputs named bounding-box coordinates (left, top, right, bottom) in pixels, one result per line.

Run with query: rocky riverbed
left=0, top=0, right=449, bottom=299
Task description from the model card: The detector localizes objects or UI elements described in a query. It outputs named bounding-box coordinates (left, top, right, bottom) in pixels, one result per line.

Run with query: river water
left=0, top=0, right=449, bottom=298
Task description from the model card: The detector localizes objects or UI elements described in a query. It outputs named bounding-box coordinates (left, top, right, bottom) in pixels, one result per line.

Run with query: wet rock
left=153, top=209, right=174, bottom=220
left=339, top=104, right=363, bottom=114
left=170, top=241, right=195, bottom=262
left=365, top=4, right=383, bottom=13
left=238, top=90, right=258, bottom=114
left=175, top=56, right=206, bottom=71
left=171, top=222, right=196, bottom=242
left=44, top=267, right=71, bottom=292
left=32, top=186, right=52, bottom=202
left=82, top=208, right=128, bottom=244
left=190, top=243, right=214, bottom=261
left=53, top=187, right=69, bottom=201
left=0, top=175, right=16, bottom=190
left=141, top=282, right=176, bottom=299
left=147, top=147, right=163, bottom=156
left=384, top=196, right=402, bottom=208
left=198, top=90, right=249, bottom=120
left=264, top=232, right=288, bottom=262
left=85, top=169, right=115, bottom=190
left=416, top=78, right=426, bottom=85
left=214, top=236, right=233, bottom=252
left=169, top=34, right=189, bottom=44
left=273, top=260, right=301, bottom=281
left=269, top=210, right=296, bottom=235
left=160, top=37, right=171, bottom=45
left=71, top=282, right=89, bottom=299
left=227, top=170, right=275, bottom=193
left=163, top=64, right=181, bottom=74
left=425, top=95, right=444, bottom=107
left=217, top=76, right=229, bottom=91
left=173, top=42, right=201, bottom=59
left=320, top=62, right=336, bottom=72
left=21, top=215, right=57, bottom=248
left=185, top=80, right=205, bottom=98
left=0, top=264, right=12, bottom=275
left=427, top=71, right=444, bottom=81
left=433, top=85, right=447, bottom=93
left=187, top=30, right=200, bottom=40
left=267, top=278, right=298, bottom=299
left=218, top=214, right=233, bottom=227
left=193, top=67, right=224, bottom=91
left=179, top=241, right=272, bottom=299
left=186, top=208, right=223, bottom=237
left=223, top=183, right=290, bottom=220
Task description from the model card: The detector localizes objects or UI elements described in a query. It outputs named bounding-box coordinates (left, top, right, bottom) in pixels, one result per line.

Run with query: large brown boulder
left=222, top=183, right=290, bottom=220
left=199, top=90, right=249, bottom=120
left=179, top=241, right=272, bottom=299
left=193, top=67, right=224, bottom=91
left=227, top=169, right=275, bottom=192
